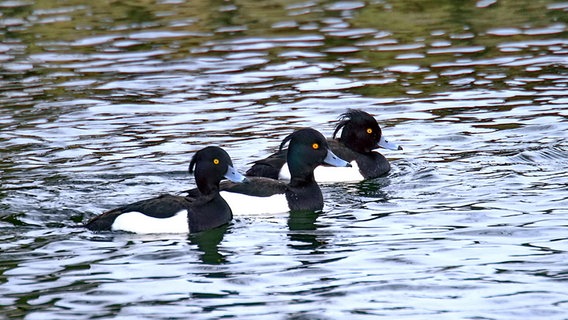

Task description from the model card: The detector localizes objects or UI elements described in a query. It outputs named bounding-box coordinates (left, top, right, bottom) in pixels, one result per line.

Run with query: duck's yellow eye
left=213, top=158, right=220, bottom=165
left=366, top=128, right=373, bottom=134
left=312, top=143, right=319, bottom=150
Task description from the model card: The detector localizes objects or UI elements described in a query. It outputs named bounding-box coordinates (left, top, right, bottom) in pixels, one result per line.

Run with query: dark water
left=1, top=0, right=568, bottom=318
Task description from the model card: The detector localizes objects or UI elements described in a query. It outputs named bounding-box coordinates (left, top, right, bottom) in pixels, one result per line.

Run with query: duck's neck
left=289, top=172, right=316, bottom=188
left=196, top=177, right=220, bottom=197
left=287, top=164, right=323, bottom=212
left=288, top=153, right=317, bottom=186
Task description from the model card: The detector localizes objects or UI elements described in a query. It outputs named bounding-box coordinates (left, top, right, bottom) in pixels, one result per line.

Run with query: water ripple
left=1, top=0, right=568, bottom=319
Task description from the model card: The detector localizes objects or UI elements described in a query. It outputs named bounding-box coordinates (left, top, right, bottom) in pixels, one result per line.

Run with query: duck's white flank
left=111, top=209, right=190, bottom=234
left=315, top=160, right=364, bottom=182
left=278, top=161, right=364, bottom=183
left=220, top=191, right=290, bottom=216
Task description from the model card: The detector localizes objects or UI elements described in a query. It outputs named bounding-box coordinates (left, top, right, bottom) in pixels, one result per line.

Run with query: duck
left=205, top=128, right=351, bottom=216
left=245, top=109, right=402, bottom=182
left=85, top=146, right=247, bottom=234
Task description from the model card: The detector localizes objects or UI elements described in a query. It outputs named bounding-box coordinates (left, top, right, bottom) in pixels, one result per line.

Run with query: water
left=1, top=0, right=568, bottom=318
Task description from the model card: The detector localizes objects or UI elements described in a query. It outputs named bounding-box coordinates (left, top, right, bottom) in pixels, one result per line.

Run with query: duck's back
left=85, top=194, right=191, bottom=233
left=245, top=152, right=286, bottom=179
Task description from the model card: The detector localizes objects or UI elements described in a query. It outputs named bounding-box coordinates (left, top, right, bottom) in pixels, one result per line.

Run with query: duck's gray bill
left=378, top=135, right=403, bottom=150
left=324, top=150, right=351, bottom=167
left=224, top=165, right=248, bottom=183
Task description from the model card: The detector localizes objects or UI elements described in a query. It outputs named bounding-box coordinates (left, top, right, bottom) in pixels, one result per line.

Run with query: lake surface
left=1, top=0, right=568, bottom=318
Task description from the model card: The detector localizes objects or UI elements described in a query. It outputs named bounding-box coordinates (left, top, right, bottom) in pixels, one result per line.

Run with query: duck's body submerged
left=85, top=111, right=400, bottom=228
left=85, top=146, right=246, bottom=234
left=246, top=109, right=402, bottom=182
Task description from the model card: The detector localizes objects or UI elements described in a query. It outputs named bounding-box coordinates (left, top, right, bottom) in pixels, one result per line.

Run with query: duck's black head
left=189, top=146, right=246, bottom=195
left=333, top=109, right=384, bottom=153
left=280, top=128, right=350, bottom=183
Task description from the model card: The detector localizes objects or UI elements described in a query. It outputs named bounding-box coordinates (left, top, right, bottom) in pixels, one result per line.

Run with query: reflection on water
left=1, top=0, right=568, bottom=319
left=190, top=225, right=228, bottom=265
left=287, top=210, right=322, bottom=250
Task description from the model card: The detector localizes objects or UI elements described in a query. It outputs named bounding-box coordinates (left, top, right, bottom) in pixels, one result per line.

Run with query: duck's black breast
left=186, top=194, right=233, bottom=233
left=359, top=152, right=390, bottom=178
left=285, top=182, right=324, bottom=212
